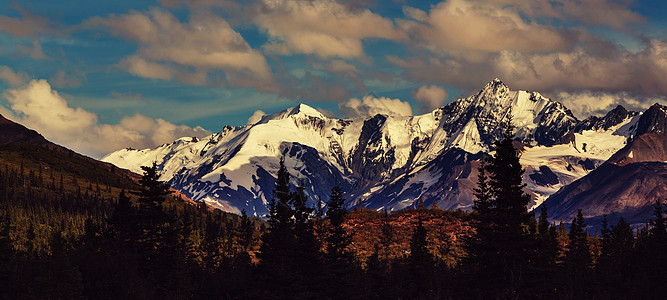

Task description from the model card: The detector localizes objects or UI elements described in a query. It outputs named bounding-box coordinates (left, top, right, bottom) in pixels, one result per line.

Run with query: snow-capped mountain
left=101, top=79, right=640, bottom=217
left=541, top=103, right=667, bottom=226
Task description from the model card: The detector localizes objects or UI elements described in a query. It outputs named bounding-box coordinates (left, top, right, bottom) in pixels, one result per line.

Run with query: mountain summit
left=101, top=80, right=657, bottom=220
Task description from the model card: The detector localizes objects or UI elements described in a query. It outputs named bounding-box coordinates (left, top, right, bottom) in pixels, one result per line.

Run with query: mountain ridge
left=101, top=79, right=661, bottom=222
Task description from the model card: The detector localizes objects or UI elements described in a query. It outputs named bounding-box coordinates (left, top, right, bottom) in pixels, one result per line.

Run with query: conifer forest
left=0, top=123, right=665, bottom=300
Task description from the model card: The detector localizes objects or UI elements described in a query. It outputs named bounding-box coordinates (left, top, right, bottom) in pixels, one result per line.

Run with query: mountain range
left=100, top=79, right=667, bottom=226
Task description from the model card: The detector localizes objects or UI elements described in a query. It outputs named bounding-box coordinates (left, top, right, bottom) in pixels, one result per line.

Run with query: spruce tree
left=468, top=114, right=534, bottom=298
left=407, top=216, right=433, bottom=298
left=565, top=209, right=591, bottom=298
left=649, top=200, right=666, bottom=243
left=291, top=181, right=322, bottom=294
left=324, top=184, right=357, bottom=298
left=645, top=199, right=666, bottom=297
left=256, top=157, right=298, bottom=299
left=326, top=184, right=352, bottom=263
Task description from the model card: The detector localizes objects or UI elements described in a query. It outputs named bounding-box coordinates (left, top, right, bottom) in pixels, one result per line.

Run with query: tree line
left=0, top=120, right=665, bottom=299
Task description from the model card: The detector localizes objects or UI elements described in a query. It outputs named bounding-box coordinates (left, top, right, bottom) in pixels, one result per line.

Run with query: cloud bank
left=339, top=94, right=412, bottom=118
left=88, top=8, right=276, bottom=91
left=1, top=80, right=211, bottom=158
left=412, top=85, right=448, bottom=112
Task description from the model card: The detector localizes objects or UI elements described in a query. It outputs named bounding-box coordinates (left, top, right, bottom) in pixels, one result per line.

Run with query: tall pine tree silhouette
left=468, top=112, right=534, bottom=298
left=324, top=184, right=357, bottom=298
left=256, top=157, right=299, bottom=299
left=565, top=209, right=591, bottom=298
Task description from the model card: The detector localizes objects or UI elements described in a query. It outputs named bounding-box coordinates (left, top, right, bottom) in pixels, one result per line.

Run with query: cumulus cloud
left=339, top=94, right=412, bottom=118
left=0, top=66, right=29, bottom=87
left=389, top=38, right=667, bottom=101
left=254, top=0, right=405, bottom=58
left=486, top=0, right=644, bottom=30
left=556, top=91, right=665, bottom=119
left=246, top=110, right=266, bottom=125
left=87, top=8, right=276, bottom=90
left=412, top=85, right=448, bottom=111
left=1, top=79, right=211, bottom=158
left=399, top=0, right=578, bottom=60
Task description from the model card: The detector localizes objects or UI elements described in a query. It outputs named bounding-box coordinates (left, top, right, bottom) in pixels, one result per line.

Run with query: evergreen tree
left=326, top=184, right=352, bottom=263
left=133, top=162, right=189, bottom=299
left=467, top=114, right=534, bottom=298
left=649, top=199, right=666, bottom=244
left=407, top=216, right=433, bottom=298
left=256, top=157, right=299, bottom=299
left=291, top=181, right=322, bottom=294
left=324, top=184, right=358, bottom=298
left=565, top=209, right=591, bottom=298
left=643, top=200, right=666, bottom=298
left=238, top=209, right=255, bottom=252
left=109, top=190, right=137, bottom=248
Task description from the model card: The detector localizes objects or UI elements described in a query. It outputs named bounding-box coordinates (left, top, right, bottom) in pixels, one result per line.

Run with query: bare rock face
left=542, top=161, right=667, bottom=226
left=607, top=132, right=667, bottom=166
left=634, top=103, right=667, bottom=137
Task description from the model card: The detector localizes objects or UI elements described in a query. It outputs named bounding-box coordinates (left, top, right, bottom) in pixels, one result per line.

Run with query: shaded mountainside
left=542, top=103, right=667, bottom=226
left=103, top=79, right=592, bottom=217
left=102, top=80, right=659, bottom=223
left=0, top=114, right=53, bottom=147
left=542, top=162, right=667, bottom=226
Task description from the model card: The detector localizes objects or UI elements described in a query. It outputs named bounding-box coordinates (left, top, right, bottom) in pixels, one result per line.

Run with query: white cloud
left=486, top=0, right=643, bottom=30
left=88, top=8, right=276, bottom=90
left=246, top=110, right=265, bottom=125
left=254, top=0, right=405, bottom=58
left=412, top=85, right=448, bottom=111
left=390, top=38, right=667, bottom=99
left=1, top=79, right=211, bottom=158
left=0, top=66, right=29, bottom=87
left=556, top=91, right=665, bottom=119
left=339, top=94, right=412, bottom=118
left=399, top=0, right=578, bottom=60
left=118, top=56, right=176, bottom=81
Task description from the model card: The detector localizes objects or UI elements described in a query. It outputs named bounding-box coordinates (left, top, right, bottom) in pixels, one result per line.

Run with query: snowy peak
left=440, top=79, right=578, bottom=150
left=573, top=105, right=638, bottom=133
left=258, top=103, right=326, bottom=125
left=288, top=103, right=326, bottom=119
left=102, top=79, right=614, bottom=217
left=634, top=103, right=667, bottom=137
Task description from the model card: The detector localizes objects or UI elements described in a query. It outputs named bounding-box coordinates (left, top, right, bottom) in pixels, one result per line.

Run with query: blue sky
left=0, top=0, right=666, bottom=157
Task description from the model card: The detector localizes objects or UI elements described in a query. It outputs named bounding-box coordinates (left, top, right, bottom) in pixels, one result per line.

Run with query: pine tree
left=565, top=209, right=591, bottom=298
left=292, top=182, right=323, bottom=296
left=109, top=190, right=137, bottom=248
left=644, top=199, right=667, bottom=298
left=324, top=184, right=358, bottom=298
left=132, top=162, right=187, bottom=297
left=649, top=200, right=666, bottom=243
left=256, top=157, right=299, bottom=299
left=468, top=114, right=534, bottom=298
left=238, top=210, right=254, bottom=252
left=406, top=215, right=433, bottom=298
left=326, top=184, right=352, bottom=263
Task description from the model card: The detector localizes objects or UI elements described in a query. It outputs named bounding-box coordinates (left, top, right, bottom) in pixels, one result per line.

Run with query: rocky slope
left=541, top=104, right=667, bottom=226
left=101, top=79, right=647, bottom=218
